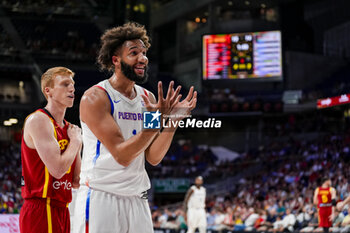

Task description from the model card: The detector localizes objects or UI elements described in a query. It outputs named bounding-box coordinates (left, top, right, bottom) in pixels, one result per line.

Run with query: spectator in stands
left=300, top=211, right=320, bottom=232
left=163, top=214, right=178, bottom=229
left=277, top=201, right=286, bottom=216
left=330, top=209, right=345, bottom=232
left=0, top=197, right=7, bottom=213
left=151, top=209, right=162, bottom=228
left=233, top=209, right=245, bottom=231
left=296, top=207, right=311, bottom=229
left=206, top=208, right=217, bottom=230
left=175, top=209, right=187, bottom=230
left=254, top=210, right=267, bottom=230
left=340, top=214, right=350, bottom=232
left=213, top=208, right=225, bottom=231
left=257, top=208, right=277, bottom=231
left=244, top=207, right=259, bottom=231
left=222, top=206, right=235, bottom=230
left=282, top=209, right=296, bottom=232
left=272, top=216, right=284, bottom=233
left=159, top=208, right=171, bottom=228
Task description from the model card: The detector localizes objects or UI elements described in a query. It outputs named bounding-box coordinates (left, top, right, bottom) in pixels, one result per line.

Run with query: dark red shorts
left=20, top=198, right=70, bottom=233
left=318, top=207, right=332, bottom=228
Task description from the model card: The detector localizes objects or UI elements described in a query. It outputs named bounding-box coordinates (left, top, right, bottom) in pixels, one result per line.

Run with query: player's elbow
left=145, top=152, right=161, bottom=166
left=110, top=148, right=133, bottom=167
left=50, top=169, right=66, bottom=179
left=72, top=176, right=80, bottom=188
left=49, top=166, right=70, bottom=179
left=72, top=181, right=80, bottom=189
left=115, top=157, right=132, bottom=167
left=146, top=158, right=161, bottom=166
left=119, top=161, right=131, bottom=167
left=148, top=161, right=160, bottom=166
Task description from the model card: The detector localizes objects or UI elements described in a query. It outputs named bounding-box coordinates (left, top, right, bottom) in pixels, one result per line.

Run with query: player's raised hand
left=169, top=86, right=197, bottom=121
left=141, top=81, right=181, bottom=114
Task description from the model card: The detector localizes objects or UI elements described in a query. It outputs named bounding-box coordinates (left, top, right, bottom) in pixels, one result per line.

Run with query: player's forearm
left=72, top=175, right=80, bottom=188
left=343, top=195, right=350, bottom=205
left=145, top=130, right=176, bottom=166
left=72, top=150, right=81, bottom=188
left=54, top=139, right=81, bottom=178
left=112, top=130, right=160, bottom=167
left=184, top=190, right=193, bottom=211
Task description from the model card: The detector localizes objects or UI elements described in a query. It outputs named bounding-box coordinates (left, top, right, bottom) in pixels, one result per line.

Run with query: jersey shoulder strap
left=94, top=85, right=114, bottom=115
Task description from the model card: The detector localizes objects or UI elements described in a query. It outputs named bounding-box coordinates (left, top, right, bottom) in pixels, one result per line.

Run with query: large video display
left=203, top=30, right=282, bottom=80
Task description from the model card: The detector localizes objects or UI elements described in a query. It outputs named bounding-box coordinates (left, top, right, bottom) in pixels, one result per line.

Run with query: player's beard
left=121, top=61, right=149, bottom=84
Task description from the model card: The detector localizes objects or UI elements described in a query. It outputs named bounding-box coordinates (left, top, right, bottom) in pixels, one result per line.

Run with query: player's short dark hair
left=97, top=22, right=151, bottom=72
left=321, top=176, right=330, bottom=184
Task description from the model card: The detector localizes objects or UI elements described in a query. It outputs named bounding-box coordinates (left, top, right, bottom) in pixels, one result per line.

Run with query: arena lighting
left=344, top=109, right=350, bottom=118
left=317, top=94, right=350, bottom=109
left=4, top=120, right=12, bottom=126
left=9, top=118, right=18, bottom=124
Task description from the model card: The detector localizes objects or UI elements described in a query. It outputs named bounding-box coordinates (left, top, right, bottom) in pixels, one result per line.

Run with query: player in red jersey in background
left=20, top=67, right=82, bottom=233
left=313, top=177, right=336, bottom=233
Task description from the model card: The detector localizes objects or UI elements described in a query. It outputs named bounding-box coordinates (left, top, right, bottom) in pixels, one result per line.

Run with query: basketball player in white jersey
left=71, top=22, right=197, bottom=233
left=184, top=176, right=207, bottom=233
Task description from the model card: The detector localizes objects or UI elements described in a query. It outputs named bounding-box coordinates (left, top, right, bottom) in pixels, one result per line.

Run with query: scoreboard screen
left=202, top=30, right=282, bottom=80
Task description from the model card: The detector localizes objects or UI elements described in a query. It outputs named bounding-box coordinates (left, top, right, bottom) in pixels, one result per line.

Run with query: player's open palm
left=169, top=86, right=197, bottom=121
left=141, top=81, right=181, bottom=115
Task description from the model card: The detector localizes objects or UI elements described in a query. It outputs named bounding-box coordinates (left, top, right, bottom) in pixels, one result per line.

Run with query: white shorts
left=187, top=208, right=207, bottom=229
left=71, top=186, right=153, bottom=233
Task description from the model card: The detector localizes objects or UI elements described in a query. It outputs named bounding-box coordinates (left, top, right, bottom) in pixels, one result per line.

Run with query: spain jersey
left=317, top=187, right=332, bottom=208
left=21, top=108, right=76, bottom=203
left=316, top=186, right=333, bottom=228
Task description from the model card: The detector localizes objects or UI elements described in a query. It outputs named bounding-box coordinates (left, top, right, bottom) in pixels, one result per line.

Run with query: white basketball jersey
left=188, top=185, right=206, bottom=209
left=80, top=79, right=151, bottom=196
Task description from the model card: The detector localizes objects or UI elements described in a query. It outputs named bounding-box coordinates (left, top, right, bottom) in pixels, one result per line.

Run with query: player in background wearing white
left=184, top=176, right=207, bottom=233
left=72, top=22, right=197, bottom=233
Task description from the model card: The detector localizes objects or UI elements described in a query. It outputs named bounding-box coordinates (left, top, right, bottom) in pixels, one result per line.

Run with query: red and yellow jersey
left=21, top=109, right=76, bottom=203
left=316, top=187, right=332, bottom=208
